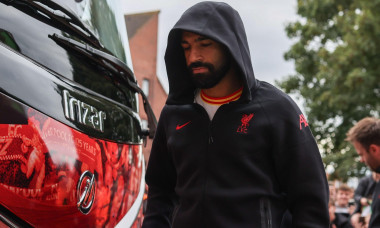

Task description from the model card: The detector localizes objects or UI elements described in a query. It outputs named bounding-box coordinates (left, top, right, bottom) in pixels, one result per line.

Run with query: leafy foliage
left=277, top=0, right=380, bottom=181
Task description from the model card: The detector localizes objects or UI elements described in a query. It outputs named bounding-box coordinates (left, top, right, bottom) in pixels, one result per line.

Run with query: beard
left=187, top=58, right=231, bottom=89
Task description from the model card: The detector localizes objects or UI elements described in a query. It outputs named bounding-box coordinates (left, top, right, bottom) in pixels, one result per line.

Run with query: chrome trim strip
left=115, top=157, right=145, bottom=228
left=0, top=213, right=18, bottom=228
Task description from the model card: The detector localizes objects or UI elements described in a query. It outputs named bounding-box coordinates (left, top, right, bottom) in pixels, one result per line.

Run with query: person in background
left=330, top=181, right=337, bottom=201
left=351, top=172, right=380, bottom=228
left=331, top=185, right=354, bottom=228
left=346, top=117, right=380, bottom=228
left=330, top=199, right=337, bottom=228
left=142, top=1, right=329, bottom=227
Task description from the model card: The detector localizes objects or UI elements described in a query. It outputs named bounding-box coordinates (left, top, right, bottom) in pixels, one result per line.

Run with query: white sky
left=121, top=0, right=299, bottom=93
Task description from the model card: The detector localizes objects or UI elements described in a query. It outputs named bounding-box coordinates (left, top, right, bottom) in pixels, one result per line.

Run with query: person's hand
left=349, top=204, right=356, bottom=214
left=360, top=197, right=370, bottom=206
left=329, top=205, right=336, bottom=222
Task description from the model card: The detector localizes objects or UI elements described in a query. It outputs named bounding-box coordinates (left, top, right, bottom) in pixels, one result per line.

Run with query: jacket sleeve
left=269, top=95, right=329, bottom=227
left=354, top=176, right=369, bottom=203
left=142, top=109, right=177, bottom=228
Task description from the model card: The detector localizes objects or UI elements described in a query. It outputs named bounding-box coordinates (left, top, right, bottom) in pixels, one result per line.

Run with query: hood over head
left=165, top=1, right=258, bottom=104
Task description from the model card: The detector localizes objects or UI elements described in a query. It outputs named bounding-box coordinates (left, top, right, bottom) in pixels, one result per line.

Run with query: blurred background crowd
left=329, top=172, right=380, bottom=227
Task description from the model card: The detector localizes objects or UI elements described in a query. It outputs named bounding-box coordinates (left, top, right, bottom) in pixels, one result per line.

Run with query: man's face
left=181, top=31, right=230, bottom=89
left=336, top=190, right=351, bottom=207
left=354, top=141, right=379, bottom=171
left=329, top=184, right=336, bottom=201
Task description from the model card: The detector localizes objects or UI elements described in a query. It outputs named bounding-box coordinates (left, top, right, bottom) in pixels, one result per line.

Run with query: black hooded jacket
left=369, top=168, right=380, bottom=228
left=142, top=2, right=329, bottom=228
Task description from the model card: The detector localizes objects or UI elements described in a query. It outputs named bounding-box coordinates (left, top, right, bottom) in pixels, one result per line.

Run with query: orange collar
left=201, top=86, right=243, bottom=105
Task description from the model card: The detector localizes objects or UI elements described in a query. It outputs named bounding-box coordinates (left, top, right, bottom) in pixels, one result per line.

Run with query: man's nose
left=188, top=48, right=203, bottom=63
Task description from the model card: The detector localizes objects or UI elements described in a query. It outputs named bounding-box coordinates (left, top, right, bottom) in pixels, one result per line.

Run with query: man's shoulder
left=252, top=80, right=302, bottom=116
left=253, top=81, right=295, bottom=104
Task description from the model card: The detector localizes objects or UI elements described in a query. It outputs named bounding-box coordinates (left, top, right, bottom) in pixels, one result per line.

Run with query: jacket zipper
left=193, top=103, right=215, bottom=144
left=260, top=198, right=272, bottom=228
left=208, top=123, right=213, bottom=144
left=171, top=204, right=180, bottom=224
left=193, top=103, right=216, bottom=226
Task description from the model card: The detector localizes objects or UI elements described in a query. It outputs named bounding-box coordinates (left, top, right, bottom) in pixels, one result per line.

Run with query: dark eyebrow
left=195, top=37, right=211, bottom=42
left=181, top=36, right=211, bottom=44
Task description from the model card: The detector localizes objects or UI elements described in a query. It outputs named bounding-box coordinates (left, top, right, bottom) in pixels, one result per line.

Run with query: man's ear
left=370, top=144, right=380, bottom=155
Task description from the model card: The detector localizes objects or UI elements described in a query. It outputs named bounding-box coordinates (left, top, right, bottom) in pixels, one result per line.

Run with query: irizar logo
left=63, top=90, right=106, bottom=132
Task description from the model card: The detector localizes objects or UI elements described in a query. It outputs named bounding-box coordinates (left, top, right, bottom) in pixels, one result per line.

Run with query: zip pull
left=208, top=122, right=214, bottom=144
left=209, top=136, right=214, bottom=144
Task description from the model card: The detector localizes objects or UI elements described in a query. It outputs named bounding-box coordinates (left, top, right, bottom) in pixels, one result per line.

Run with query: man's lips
left=192, top=67, right=208, bottom=74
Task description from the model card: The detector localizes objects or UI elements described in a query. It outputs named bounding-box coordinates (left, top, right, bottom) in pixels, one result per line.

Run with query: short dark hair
left=346, top=117, right=380, bottom=151
left=337, top=184, right=352, bottom=193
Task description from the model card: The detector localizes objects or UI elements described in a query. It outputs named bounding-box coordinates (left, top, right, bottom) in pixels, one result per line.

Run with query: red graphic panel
left=0, top=108, right=144, bottom=227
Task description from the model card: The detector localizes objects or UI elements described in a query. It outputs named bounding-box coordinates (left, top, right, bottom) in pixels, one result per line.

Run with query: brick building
left=125, top=11, right=167, bottom=163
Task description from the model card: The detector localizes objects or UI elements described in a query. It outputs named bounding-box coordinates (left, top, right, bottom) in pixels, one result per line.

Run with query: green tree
left=277, top=0, right=380, bottom=181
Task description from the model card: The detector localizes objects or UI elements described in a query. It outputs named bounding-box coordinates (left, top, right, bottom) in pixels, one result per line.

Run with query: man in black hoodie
left=142, top=2, right=329, bottom=227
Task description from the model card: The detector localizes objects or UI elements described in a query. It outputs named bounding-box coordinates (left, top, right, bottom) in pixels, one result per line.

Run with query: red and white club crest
left=237, top=113, right=254, bottom=134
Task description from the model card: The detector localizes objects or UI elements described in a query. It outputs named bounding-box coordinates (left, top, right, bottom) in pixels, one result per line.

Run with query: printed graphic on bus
left=0, top=107, right=144, bottom=227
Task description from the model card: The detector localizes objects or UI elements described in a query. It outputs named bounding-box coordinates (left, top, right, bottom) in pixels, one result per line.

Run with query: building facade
left=125, top=11, right=167, bottom=163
